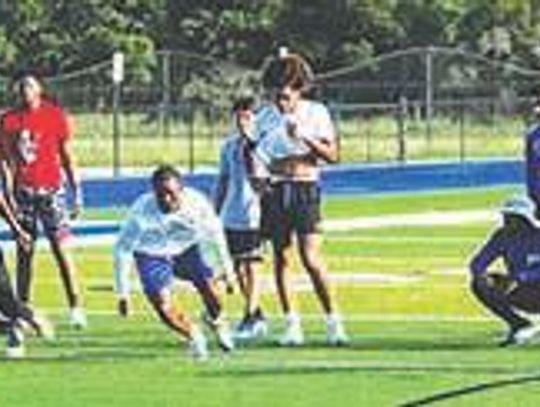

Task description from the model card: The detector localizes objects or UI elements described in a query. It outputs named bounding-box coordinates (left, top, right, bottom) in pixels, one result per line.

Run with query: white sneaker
left=278, top=314, right=304, bottom=346
left=5, top=327, right=25, bottom=359
left=326, top=314, right=349, bottom=346
left=233, top=316, right=269, bottom=341
left=69, top=307, right=88, bottom=330
left=251, top=318, right=269, bottom=338
left=32, top=312, right=55, bottom=341
left=514, top=324, right=540, bottom=344
left=188, top=328, right=209, bottom=361
left=214, top=320, right=235, bottom=353
left=203, top=312, right=235, bottom=352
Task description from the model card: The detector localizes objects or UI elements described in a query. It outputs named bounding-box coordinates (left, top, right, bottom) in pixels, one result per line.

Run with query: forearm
left=301, top=137, right=338, bottom=163
left=214, top=177, right=227, bottom=213
left=113, top=245, right=132, bottom=298
left=0, top=194, right=24, bottom=236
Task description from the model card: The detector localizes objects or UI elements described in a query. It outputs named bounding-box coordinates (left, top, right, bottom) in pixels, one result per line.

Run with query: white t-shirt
left=254, top=100, right=335, bottom=166
left=113, top=187, right=233, bottom=296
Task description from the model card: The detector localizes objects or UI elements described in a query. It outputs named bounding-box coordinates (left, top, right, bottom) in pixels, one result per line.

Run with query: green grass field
left=4, top=186, right=540, bottom=406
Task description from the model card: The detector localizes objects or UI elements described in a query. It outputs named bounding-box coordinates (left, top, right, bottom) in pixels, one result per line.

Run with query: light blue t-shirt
left=218, top=134, right=267, bottom=230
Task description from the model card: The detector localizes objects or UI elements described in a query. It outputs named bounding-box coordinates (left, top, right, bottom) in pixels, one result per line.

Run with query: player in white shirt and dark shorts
left=255, top=50, right=348, bottom=346
left=215, top=97, right=269, bottom=340
left=114, top=165, right=235, bottom=360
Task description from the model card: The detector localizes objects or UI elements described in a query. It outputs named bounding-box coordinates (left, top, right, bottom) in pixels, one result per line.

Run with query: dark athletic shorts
left=261, top=180, right=321, bottom=247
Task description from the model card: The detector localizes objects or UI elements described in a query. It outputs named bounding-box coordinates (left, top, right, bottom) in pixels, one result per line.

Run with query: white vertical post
left=112, top=52, right=124, bottom=176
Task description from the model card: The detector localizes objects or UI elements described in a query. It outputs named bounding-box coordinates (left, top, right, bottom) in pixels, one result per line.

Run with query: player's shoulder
left=526, top=123, right=540, bottom=139
left=184, top=186, right=208, bottom=201
left=42, top=99, right=67, bottom=116
left=130, top=192, right=155, bottom=213
left=300, top=99, right=330, bottom=116
left=221, top=134, right=239, bottom=150
left=1, top=106, right=22, bottom=122
left=255, top=103, right=280, bottom=124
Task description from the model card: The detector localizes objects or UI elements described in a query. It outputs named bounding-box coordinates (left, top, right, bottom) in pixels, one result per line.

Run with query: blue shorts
left=134, top=246, right=215, bottom=296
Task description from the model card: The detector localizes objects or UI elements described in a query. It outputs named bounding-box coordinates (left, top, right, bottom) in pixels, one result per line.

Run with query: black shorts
left=16, top=187, right=70, bottom=240
left=261, top=181, right=321, bottom=247
left=225, top=229, right=263, bottom=261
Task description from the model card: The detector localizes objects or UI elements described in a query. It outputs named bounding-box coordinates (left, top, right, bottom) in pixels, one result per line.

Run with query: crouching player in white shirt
left=113, top=165, right=235, bottom=360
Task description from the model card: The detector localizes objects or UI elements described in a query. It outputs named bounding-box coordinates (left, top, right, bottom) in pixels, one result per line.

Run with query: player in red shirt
left=0, top=73, right=87, bottom=329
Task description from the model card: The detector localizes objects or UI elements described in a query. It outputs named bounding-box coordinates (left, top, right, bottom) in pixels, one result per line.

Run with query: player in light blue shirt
left=215, top=97, right=269, bottom=340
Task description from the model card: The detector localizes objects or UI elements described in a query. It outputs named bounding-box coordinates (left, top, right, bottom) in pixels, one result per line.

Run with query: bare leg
left=16, top=239, right=36, bottom=304
left=147, top=289, right=195, bottom=339
left=244, top=261, right=262, bottom=316
left=297, top=233, right=335, bottom=314
left=48, top=236, right=82, bottom=309
left=273, top=242, right=295, bottom=314
left=192, top=278, right=234, bottom=351
left=192, top=279, right=222, bottom=320
left=236, top=260, right=263, bottom=317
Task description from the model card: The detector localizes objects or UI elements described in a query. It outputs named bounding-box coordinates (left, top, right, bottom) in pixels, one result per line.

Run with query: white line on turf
left=0, top=208, right=496, bottom=250
left=38, top=308, right=492, bottom=322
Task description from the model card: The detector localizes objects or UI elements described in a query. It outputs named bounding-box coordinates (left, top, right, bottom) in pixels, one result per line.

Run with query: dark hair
left=11, top=70, right=44, bottom=91
left=261, top=53, right=314, bottom=92
left=10, top=70, right=61, bottom=106
left=151, top=164, right=181, bottom=186
left=232, top=96, right=255, bottom=113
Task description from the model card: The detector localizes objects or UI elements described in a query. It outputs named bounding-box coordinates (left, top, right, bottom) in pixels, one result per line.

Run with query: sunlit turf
left=4, top=185, right=540, bottom=406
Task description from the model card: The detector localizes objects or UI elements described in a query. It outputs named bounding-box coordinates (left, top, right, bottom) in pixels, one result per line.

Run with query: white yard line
left=39, top=307, right=492, bottom=322
left=324, top=209, right=495, bottom=231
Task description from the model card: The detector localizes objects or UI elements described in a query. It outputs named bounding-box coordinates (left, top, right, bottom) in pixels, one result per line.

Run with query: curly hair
left=261, top=53, right=314, bottom=92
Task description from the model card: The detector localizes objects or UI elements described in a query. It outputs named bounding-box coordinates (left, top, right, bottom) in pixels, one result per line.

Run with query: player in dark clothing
left=469, top=195, right=540, bottom=346
left=0, top=190, right=54, bottom=357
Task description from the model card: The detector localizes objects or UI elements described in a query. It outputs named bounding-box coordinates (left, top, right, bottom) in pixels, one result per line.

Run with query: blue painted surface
left=80, top=159, right=525, bottom=208
left=0, top=159, right=524, bottom=241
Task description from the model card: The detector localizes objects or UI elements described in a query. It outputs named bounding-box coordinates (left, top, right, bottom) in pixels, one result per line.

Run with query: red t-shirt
left=1, top=100, right=73, bottom=190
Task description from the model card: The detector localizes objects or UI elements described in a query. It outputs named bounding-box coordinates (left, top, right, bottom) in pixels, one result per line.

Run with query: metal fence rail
left=1, top=47, right=538, bottom=173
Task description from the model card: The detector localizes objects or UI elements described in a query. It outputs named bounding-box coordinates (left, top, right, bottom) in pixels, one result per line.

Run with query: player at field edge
left=256, top=48, right=348, bottom=346
left=215, top=96, right=269, bottom=340
left=469, top=195, right=540, bottom=346
left=0, top=186, right=54, bottom=358
left=0, top=72, right=87, bottom=329
left=114, top=164, right=236, bottom=360
left=525, top=91, right=540, bottom=213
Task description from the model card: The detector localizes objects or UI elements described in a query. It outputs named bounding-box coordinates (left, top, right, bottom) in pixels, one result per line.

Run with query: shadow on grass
left=199, top=360, right=532, bottom=378
left=398, top=372, right=540, bottom=406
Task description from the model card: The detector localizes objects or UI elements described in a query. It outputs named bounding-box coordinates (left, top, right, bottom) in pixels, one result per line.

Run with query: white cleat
left=69, top=307, right=88, bottom=330
left=5, top=327, right=25, bottom=359
left=203, top=312, right=235, bottom=352
left=214, top=322, right=235, bottom=353
left=326, top=314, right=349, bottom=346
left=514, top=324, right=540, bottom=345
left=33, top=313, right=56, bottom=342
left=233, top=317, right=269, bottom=341
left=278, top=314, right=304, bottom=346
left=188, top=328, right=209, bottom=361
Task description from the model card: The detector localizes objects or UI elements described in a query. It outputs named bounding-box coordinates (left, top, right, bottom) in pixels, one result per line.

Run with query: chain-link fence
left=1, top=47, right=539, bottom=173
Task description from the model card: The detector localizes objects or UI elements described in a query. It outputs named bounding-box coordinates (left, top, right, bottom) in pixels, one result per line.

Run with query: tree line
left=1, top=0, right=540, bottom=81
